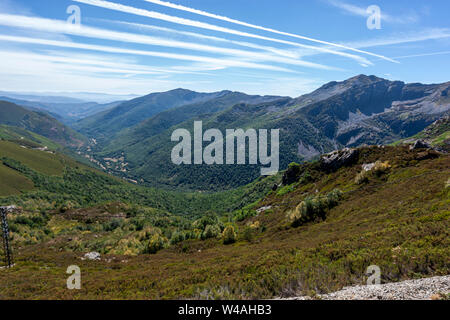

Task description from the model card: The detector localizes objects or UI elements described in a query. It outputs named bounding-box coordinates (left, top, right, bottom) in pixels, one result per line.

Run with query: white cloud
left=296, top=28, right=450, bottom=61
left=0, top=49, right=220, bottom=76
left=0, top=47, right=323, bottom=97
left=0, top=50, right=215, bottom=94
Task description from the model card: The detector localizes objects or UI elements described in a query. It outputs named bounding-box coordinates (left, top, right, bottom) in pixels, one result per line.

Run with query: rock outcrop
left=320, top=148, right=360, bottom=172
left=410, top=139, right=432, bottom=150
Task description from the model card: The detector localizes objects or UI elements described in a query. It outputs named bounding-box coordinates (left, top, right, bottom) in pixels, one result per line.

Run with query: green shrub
left=201, top=224, right=221, bottom=240
left=287, top=189, right=343, bottom=227
left=170, top=231, right=185, bottom=245
left=372, top=161, right=391, bottom=176
left=326, top=189, right=343, bottom=206
left=130, top=218, right=145, bottom=231
left=355, top=161, right=391, bottom=184
left=145, top=233, right=168, bottom=254
left=104, top=218, right=123, bottom=232
left=233, top=209, right=257, bottom=222
left=355, top=170, right=369, bottom=184
left=276, top=184, right=296, bottom=196
left=241, top=226, right=254, bottom=242
left=282, top=162, right=302, bottom=185
left=222, top=226, right=237, bottom=245
left=193, top=214, right=222, bottom=230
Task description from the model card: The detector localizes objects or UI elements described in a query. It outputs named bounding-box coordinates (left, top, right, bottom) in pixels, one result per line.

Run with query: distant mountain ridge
left=74, top=88, right=282, bottom=141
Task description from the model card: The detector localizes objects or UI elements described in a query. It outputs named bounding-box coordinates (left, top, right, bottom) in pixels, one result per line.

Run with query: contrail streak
left=73, top=0, right=376, bottom=65
left=139, top=0, right=397, bottom=63
left=394, top=51, right=450, bottom=59
left=105, top=19, right=302, bottom=59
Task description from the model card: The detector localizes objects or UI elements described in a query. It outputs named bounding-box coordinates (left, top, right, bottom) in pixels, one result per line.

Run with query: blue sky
left=0, top=0, right=449, bottom=99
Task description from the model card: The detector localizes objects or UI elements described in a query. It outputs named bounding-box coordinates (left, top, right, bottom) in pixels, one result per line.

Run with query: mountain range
left=69, top=75, right=450, bottom=191
left=1, top=74, right=449, bottom=191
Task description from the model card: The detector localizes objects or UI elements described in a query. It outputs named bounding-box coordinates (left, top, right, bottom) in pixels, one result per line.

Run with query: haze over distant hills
left=0, top=91, right=139, bottom=104
left=0, top=96, right=124, bottom=124
left=0, top=91, right=135, bottom=124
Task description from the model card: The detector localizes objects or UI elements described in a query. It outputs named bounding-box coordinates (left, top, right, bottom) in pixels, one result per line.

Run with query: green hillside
left=0, top=138, right=278, bottom=215
left=0, top=140, right=64, bottom=176
left=0, top=125, right=60, bottom=150
left=104, top=91, right=282, bottom=150
left=0, top=96, right=123, bottom=123
left=0, top=100, right=87, bottom=148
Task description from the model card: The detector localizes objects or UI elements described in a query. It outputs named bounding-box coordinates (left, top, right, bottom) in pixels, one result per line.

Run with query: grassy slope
left=0, top=145, right=448, bottom=299
left=0, top=163, right=34, bottom=196
left=0, top=125, right=60, bottom=150
left=0, top=140, right=64, bottom=176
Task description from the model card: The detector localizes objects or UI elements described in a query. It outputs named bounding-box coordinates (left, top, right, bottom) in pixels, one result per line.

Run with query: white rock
left=256, top=206, right=272, bottom=214
left=362, top=163, right=376, bottom=172
left=83, top=252, right=101, bottom=261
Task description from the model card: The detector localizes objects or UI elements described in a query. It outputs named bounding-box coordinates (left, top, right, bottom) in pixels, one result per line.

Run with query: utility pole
left=0, top=206, right=16, bottom=268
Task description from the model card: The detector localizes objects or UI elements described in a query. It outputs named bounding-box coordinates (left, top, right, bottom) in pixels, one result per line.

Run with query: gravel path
left=285, top=275, right=450, bottom=300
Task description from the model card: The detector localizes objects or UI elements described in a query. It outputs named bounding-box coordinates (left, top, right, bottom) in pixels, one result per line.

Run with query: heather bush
left=201, top=224, right=221, bottom=240
left=222, top=225, right=237, bottom=245
left=145, top=233, right=168, bottom=254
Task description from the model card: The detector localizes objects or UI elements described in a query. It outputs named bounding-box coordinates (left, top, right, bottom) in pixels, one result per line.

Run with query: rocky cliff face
left=295, top=75, right=450, bottom=148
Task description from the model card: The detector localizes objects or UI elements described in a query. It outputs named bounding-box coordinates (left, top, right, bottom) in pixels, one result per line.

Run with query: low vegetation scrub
left=1, top=145, right=448, bottom=300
